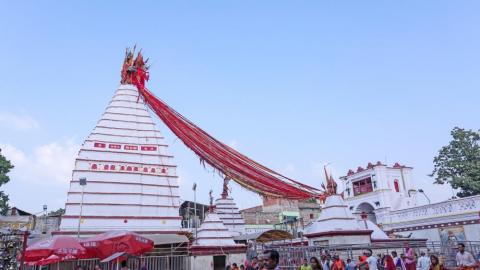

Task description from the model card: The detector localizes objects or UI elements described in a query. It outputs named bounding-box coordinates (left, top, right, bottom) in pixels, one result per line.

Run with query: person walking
left=346, top=259, right=356, bottom=270
left=404, top=246, right=415, bottom=270
left=246, top=256, right=259, bottom=270
left=310, top=257, right=323, bottom=270
left=392, top=252, right=405, bottom=270
left=383, top=255, right=396, bottom=270
left=300, top=258, right=312, bottom=270
left=358, top=255, right=368, bottom=270
left=456, top=243, right=476, bottom=270
left=366, top=250, right=378, bottom=270
left=321, top=255, right=331, bottom=270
left=331, top=255, right=345, bottom=270
left=416, top=252, right=430, bottom=270
left=263, top=250, right=281, bottom=270
left=428, top=255, right=445, bottom=270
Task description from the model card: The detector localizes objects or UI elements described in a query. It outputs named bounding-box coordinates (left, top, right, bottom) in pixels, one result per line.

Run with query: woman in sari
left=429, top=255, right=445, bottom=270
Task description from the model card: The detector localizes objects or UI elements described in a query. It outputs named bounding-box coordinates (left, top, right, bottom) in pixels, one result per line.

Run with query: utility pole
left=192, top=183, right=197, bottom=243
left=42, top=205, right=47, bottom=234
left=77, top=177, right=87, bottom=238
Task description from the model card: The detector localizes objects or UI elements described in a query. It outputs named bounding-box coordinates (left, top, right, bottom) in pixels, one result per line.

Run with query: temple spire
left=322, top=164, right=338, bottom=196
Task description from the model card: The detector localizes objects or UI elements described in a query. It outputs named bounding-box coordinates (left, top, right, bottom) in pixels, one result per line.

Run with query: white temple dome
left=193, top=212, right=242, bottom=247
left=305, top=194, right=372, bottom=236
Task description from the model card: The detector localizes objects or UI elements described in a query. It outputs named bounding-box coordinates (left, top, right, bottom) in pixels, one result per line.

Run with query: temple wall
left=191, top=255, right=212, bottom=270
left=380, top=195, right=480, bottom=242
left=190, top=253, right=246, bottom=270
left=308, top=234, right=371, bottom=246
left=394, top=223, right=480, bottom=242
left=242, top=211, right=278, bottom=225
left=59, top=218, right=181, bottom=232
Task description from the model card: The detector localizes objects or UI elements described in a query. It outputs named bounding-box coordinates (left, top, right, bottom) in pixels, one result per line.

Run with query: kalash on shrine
left=51, top=48, right=479, bottom=269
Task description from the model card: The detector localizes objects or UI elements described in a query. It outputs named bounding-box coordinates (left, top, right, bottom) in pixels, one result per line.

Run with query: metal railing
left=24, top=255, right=191, bottom=270
left=252, top=241, right=480, bottom=270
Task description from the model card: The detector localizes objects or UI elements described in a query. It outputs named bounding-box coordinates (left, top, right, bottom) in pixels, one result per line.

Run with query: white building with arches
left=340, top=161, right=480, bottom=242
left=341, top=161, right=418, bottom=224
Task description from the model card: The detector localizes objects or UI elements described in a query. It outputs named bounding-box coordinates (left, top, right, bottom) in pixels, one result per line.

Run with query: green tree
left=0, top=148, right=13, bottom=215
left=48, top=208, right=65, bottom=216
left=431, top=127, right=480, bottom=197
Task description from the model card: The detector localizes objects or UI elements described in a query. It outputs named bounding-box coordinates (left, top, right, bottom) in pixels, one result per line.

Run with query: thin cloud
left=1, top=140, right=80, bottom=186
left=0, top=112, right=40, bottom=130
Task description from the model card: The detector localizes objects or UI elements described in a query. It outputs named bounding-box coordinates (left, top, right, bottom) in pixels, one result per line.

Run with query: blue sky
left=1, top=1, right=479, bottom=213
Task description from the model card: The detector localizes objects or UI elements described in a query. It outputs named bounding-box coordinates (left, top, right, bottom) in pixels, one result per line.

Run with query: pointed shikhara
left=190, top=212, right=245, bottom=256
left=58, top=84, right=182, bottom=235
left=214, top=179, right=245, bottom=236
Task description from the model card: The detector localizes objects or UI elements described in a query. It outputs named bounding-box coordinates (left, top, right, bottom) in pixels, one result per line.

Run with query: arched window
left=143, top=167, right=148, bottom=173
left=103, top=165, right=109, bottom=170
left=91, top=164, right=97, bottom=170
left=161, top=168, right=166, bottom=174
left=394, top=179, right=400, bottom=192
left=127, top=166, right=132, bottom=171
left=150, top=168, right=156, bottom=173
left=110, top=165, right=116, bottom=170
left=120, top=166, right=125, bottom=171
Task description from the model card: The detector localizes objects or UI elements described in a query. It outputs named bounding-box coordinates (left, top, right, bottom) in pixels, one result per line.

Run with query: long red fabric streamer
left=123, top=49, right=320, bottom=199
left=137, top=87, right=320, bottom=199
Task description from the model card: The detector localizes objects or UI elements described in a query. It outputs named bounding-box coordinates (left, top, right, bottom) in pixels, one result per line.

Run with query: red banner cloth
left=136, top=86, right=321, bottom=200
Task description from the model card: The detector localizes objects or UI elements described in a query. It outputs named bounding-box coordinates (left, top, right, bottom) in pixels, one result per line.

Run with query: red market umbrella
left=81, top=231, right=154, bottom=259
left=24, top=236, right=87, bottom=262
left=35, top=254, right=61, bottom=266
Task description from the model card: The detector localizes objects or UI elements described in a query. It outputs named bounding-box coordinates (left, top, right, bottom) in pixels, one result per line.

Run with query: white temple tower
left=190, top=211, right=246, bottom=269
left=58, top=84, right=182, bottom=234
left=214, top=179, right=246, bottom=237
left=304, top=194, right=375, bottom=245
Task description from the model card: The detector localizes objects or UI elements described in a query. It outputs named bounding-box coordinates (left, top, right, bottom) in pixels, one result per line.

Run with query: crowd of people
left=237, top=243, right=479, bottom=270
left=226, top=250, right=281, bottom=270
left=70, top=243, right=478, bottom=270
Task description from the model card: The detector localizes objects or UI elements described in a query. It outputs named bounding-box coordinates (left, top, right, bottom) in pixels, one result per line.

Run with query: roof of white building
left=359, top=220, right=389, bottom=240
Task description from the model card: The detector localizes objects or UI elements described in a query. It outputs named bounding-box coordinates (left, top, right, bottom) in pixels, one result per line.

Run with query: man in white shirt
left=416, top=251, right=430, bottom=270
left=366, top=250, right=379, bottom=270
left=456, top=243, right=477, bottom=269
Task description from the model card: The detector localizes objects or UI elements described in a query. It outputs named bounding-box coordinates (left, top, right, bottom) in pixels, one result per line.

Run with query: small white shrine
left=304, top=194, right=378, bottom=245
left=304, top=168, right=389, bottom=245
left=190, top=192, right=246, bottom=270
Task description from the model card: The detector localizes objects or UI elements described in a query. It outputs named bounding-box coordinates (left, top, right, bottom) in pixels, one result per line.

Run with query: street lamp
left=77, top=177, right=87, bottom=238
left=42, top=205, right=47, bottom=234
left=192, top=183, right=197, bottom=243
left=418, top=189, right=431, bottom=204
